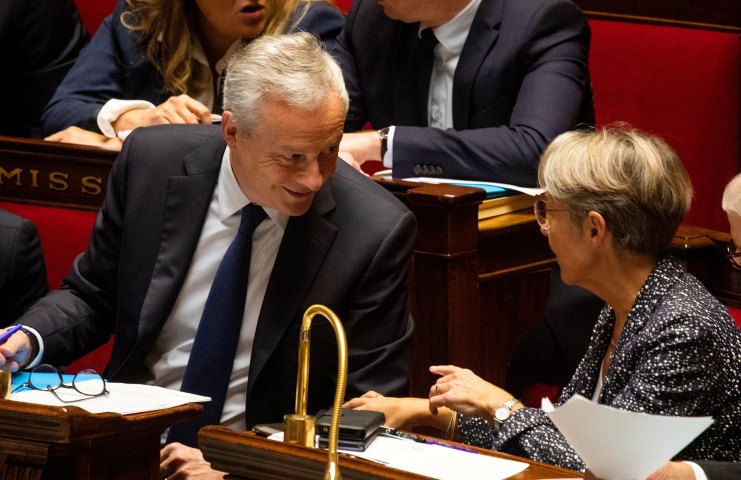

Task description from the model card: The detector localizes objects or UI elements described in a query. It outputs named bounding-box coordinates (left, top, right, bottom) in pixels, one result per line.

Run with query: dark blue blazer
left=41, top=0, right=345, bottom=136
left=335, top=0, right=595, bottom=186
left=0, top=0, right=88, bottom=138
left=20, top=124, right=415, bottom=429
left=0, top=208, right=48, bottom=327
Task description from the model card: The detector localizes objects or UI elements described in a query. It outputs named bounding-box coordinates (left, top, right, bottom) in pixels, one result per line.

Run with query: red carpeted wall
left=588, top=19, right=741, bottom=232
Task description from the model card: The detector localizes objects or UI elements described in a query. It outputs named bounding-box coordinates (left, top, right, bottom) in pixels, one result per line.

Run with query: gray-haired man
left=0, top=33, right=415, bottom=478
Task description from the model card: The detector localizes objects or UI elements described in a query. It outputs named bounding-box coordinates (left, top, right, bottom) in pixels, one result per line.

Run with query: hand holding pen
left=0, top=325, right=32, bottom=372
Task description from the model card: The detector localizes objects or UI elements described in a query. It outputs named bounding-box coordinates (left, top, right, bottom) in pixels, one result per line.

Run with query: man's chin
left=279, top=193, right=315, bottom=216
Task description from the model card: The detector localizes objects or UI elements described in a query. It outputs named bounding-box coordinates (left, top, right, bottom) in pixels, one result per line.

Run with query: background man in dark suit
left=0, top=0, right=88, bottom=138
left=0, top=33, right=415, bottom=478
left=0, top=208, right=49, bottom=327
left=335, top=0, right=595, bottom=186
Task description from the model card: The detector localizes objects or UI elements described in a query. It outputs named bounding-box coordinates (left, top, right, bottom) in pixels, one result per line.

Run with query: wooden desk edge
left=0, top=399, right=202, bottom=442
left=200, top=427, right=582, bottom=480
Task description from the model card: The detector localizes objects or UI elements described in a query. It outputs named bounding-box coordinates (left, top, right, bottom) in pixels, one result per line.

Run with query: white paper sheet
left=542, top=395, right=713, bottom=480
left=269, top=432, right=528, bottom=480
left=10, top=382, right=210, bottom=415
left=372, top=170, right=545, bottom=196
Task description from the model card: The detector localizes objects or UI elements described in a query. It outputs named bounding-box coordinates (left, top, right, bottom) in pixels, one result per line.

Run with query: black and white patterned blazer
left=459, top=255, right=741, bottom=472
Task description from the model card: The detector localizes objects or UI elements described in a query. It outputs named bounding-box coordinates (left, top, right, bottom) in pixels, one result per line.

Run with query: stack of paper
left=542, top=395, right=713, bottom=480
left=269, top=432, right=529, bottom=480
left=10, top=381, right=210, bottom=415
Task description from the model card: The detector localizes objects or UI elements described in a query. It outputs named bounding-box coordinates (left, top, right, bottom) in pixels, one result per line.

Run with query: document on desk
left=10, top=381, right=210, bottom=415
left=542, top=395, right=713, bottom=480
left=268, top=432, right=528, bottom=480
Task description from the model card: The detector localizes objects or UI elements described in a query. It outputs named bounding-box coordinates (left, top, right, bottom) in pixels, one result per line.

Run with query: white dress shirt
left=97, top=39, right=242, bottom=137
left=383, top=0, right=482, bottom=168
left=143, top=146, right=288, bottom=433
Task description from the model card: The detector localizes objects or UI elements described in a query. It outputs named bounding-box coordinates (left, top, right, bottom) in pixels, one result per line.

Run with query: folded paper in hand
left=542, top=395, right=713, bottom=480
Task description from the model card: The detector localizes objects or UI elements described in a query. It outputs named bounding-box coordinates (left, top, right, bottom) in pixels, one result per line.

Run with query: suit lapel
left=245, top=182, right=337, bottom=408
left=132, top=140, right=225, bottom=360
left=452, top=0, right=502, bottom=130
left=392, top=22, right=424, bottom=127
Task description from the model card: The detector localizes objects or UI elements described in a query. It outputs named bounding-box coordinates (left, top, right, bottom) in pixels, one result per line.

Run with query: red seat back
left=0, top=202, right=112, bottom=375
left=588, top=20, right=741, bottom=232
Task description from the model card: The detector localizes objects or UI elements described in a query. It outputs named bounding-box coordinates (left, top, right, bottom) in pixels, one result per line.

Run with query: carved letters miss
left=0, top=166, right=103, bottom=195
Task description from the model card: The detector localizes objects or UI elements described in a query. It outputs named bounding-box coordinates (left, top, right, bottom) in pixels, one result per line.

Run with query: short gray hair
left=722, top=173, right=741, bottom=215
left=538, top=125, right=693, bottom=257
left=222, top=32, right=349, bottom=135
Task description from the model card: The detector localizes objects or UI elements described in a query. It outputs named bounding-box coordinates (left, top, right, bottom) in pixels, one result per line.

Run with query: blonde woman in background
left=42, top=0, right=344, bottom=149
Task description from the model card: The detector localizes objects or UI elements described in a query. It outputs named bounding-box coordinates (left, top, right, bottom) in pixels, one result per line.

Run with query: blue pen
left=0, top=325, right=22, bottom=344
left=425, top=438, right=480, bottom=454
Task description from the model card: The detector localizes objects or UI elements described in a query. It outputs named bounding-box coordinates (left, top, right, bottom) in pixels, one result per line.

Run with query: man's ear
left=221, top=111, right=239, bottom=148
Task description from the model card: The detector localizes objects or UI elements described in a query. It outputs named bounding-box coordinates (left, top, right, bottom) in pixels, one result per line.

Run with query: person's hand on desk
left=113, top=94, right=211, bottom=133
left=338, top=130, right=383, bottom=172
left=160, top=442, right=227, bottom=480
left=343, top=391, right=438, bottom=431
left=0, top=328, right=32, bottom=372
left=429, top=365, right=523, bottom=427
left=45, top=127, right=124, bottom=151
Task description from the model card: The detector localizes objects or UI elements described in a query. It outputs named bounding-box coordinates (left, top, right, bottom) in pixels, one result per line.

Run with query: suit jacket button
left=435, top=166, right=443, bottom=176
left=413, top=165, right=423, bottom=176
left=422, top=165, right=431, bottom=176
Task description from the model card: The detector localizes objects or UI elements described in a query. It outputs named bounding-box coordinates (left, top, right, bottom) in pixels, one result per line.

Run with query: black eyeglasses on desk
left=11, top=364, right=108, bottom=403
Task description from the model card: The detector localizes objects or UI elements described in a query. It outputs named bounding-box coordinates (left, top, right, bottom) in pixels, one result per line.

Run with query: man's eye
left=324, top=146, right=337, bottom=154
left=284, top=154, right=302, bottom=161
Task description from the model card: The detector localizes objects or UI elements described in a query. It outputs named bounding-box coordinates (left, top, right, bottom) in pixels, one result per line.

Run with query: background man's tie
left=167, top=204, right=267, bottom=448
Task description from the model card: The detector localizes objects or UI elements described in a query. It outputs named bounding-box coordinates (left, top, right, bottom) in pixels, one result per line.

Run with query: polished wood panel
left=0, top=399, right=201, bottom=480
left=574, top=0, right=741, bottom=32
left=0, top=136, right=115, bottom=211
left=671, top=224, right=741, bottom=309
left=199, top=428, right=582, bottom=480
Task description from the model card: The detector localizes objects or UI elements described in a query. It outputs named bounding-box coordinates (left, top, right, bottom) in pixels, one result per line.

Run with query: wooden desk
left=199, top=427, right=581, bottom=480
left=0, top=400, right=201, bottom=480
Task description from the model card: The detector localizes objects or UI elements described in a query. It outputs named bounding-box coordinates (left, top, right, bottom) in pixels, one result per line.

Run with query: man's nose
left=300, top=158, right=325, bottom=191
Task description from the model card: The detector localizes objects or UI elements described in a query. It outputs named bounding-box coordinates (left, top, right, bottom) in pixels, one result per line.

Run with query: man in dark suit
left=0, top=0, right=88, bottom=138
left=586, top=460, right=741, bottom=480
left=0, top=208, right=49, bottom=326
left=0, top=33, right=414, bottom=477
left=335, top=0, right=594, bottom=186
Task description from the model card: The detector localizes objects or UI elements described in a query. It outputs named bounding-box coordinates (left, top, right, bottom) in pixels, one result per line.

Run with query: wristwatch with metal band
left=379, top=127, right=390, bottom=160
left=492, top=398, right=520, bottom=431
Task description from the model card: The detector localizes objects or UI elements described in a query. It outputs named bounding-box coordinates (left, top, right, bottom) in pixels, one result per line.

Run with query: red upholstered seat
left=0, top=202, right=113, bottom=375
left=588, top=20, right=741, bottom=232
left=72, top=0, right=118, bottom=36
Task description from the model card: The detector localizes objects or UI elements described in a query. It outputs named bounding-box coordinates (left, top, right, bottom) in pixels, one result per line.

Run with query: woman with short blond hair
left=347, top=126, right=741, bottom=472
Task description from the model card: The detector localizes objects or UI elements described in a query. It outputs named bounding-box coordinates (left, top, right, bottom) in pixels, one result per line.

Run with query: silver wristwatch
left=492, top=398, right=519, bottom=431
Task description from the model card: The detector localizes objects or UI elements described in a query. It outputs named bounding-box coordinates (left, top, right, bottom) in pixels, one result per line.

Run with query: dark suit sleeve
left=343, top=209, right=416, bottom=398
left=289, top=2, right=346, bottom=52
left=694, top=461, right=741, bottom=480
left=333, top=1, right=367, bottom=131
left=0, top=0, right=88, bottom=138
left=19, top=136, right=132, bottom=365
left=0, top=219, right=49, bottom=327
left=41, top=1, right=138, bottom=136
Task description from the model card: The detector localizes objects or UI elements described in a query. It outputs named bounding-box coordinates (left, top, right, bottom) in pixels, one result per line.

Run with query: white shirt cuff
left=97, top=99, right=156, bottom=138
left=22, top=326, right=45, bottom=369
left=684, top=462, right=707, bottom=480
left=382, top=126, right=396, bottom=168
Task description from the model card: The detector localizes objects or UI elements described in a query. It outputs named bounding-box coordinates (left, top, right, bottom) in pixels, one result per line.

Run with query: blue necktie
left=167, top=204, right=267, bottom=448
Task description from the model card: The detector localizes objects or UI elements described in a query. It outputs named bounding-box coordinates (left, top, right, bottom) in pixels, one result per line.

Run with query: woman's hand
left=45, top=127, right=124, bottom=151
left=429, top=365, right=520, bottom=426
left=343, top=391, right=436, bottom=431
left=585, top=462, right=696, bottom=480
left=113, top=94, right=211, bottom=133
